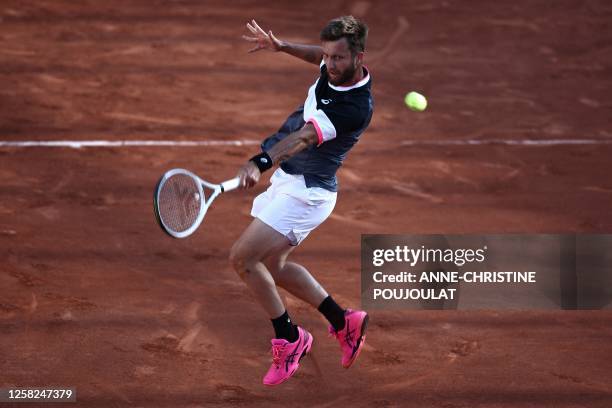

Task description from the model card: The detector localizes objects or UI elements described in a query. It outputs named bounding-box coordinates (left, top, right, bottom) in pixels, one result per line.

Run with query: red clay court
left=1, top=1, right=611, bottom=407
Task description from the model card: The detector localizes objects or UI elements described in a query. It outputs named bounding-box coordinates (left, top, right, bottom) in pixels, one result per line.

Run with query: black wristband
left=249, top=151, right=273, bottom=173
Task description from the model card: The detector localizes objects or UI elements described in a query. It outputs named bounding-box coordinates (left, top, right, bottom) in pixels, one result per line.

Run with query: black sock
left=271, top=310, right=298, bottom=342
left=318, top=295, right=346, bottom=331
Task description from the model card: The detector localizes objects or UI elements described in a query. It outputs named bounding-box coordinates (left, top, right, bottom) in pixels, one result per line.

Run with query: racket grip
left=220, top=177, right=241, bottom=193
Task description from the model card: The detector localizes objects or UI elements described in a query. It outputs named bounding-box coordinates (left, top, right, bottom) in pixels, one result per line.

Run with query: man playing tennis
left=231, top=16, right=373, bottom=386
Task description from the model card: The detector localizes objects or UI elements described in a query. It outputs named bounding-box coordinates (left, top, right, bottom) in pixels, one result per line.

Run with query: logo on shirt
left=321, top=99, right=332, bottom=105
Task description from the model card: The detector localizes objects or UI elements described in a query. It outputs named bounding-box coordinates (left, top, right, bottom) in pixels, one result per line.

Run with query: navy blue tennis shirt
left=261, top=62, right=373, bottom=192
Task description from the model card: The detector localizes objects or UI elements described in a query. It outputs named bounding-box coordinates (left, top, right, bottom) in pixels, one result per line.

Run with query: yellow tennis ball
left=405, top=91, right=428, bottom=112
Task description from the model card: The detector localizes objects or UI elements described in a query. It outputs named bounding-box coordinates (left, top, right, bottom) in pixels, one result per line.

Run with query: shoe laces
left=271, top=344, right=285, bottom=368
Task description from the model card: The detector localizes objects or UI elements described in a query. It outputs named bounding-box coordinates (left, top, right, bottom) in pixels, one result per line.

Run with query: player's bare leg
left=230, top=218, right=314, bottom=385
left=264, top=247, right=329, bottom=308
left=229, top=218, right=290, bottom=318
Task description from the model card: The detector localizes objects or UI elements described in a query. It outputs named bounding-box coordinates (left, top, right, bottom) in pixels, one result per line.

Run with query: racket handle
left=220, top=177, right=241, bottom=193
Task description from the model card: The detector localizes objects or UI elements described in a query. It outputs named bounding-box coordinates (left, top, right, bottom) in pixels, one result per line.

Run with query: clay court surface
left=1, top=1, right=612, bottom=407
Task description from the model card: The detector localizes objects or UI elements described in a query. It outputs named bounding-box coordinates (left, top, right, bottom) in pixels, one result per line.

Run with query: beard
left=328, top=61, right=358, bottom=86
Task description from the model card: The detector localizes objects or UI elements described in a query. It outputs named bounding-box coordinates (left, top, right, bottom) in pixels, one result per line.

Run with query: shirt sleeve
left=308, top=102, right=363, bottom=145
left=306, top=110, right=336, bottom=146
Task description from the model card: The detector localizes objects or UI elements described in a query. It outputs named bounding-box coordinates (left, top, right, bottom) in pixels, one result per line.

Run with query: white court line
left=400, top=139, right=612, bottom=146
left=0, top=139, right=611, bottom=148
left=0, top=140, right=261, bottom=148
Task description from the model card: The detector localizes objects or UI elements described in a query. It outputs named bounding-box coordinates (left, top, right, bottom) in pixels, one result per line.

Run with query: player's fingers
left=252, top=19, right=266, bottom=34
left=241, top=175, right=249, bottom=189
left=269, top=30, right=281, bottom=48
left=242, top=35, right=257, bottom=42
left=248, top=45, right=262, bottom=53
left=246, top=22, right=257, bottom=34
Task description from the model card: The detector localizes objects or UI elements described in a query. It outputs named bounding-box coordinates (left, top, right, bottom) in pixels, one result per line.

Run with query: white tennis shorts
left=251, top=168, right=337, bottom=246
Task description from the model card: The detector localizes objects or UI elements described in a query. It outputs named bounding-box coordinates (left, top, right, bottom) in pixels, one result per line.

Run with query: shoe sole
left=344, top=313, right=369, bottom=369
left=264, top=334, right=313, bottom=386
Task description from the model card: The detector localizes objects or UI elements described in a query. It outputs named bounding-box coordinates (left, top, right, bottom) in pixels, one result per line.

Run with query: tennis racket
left=153, top=168, right=240, bottom=238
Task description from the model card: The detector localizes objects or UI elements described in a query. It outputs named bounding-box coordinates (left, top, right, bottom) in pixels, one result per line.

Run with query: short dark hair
left=320, top=15, right=368, bottom=55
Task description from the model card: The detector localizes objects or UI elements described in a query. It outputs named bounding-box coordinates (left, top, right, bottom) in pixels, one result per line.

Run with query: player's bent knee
left=229, top=243, right=260, bottom=279
left=229, top=244, right=247, bottom=274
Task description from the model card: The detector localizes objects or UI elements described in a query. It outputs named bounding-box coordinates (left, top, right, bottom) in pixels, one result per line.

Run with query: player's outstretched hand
left=236, top=160, right=261, bottom=189
left=242, top=19, right=282, bottom=53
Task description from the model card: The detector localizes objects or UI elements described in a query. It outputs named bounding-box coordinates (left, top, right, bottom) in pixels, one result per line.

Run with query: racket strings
left=158, top=174, right=204, bottom=233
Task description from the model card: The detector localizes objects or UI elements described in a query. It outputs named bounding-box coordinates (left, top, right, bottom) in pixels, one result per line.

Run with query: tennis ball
left=404, top=91, right=428, bottom=112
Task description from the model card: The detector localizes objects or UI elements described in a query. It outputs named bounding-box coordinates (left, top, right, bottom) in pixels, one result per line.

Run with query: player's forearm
left=278, top=41, right=323, bottom=65
left=266, top=126, right=318, bottom=163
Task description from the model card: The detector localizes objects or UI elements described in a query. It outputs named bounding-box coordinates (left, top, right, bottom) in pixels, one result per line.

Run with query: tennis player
left=231, top=16, right=373, bottom=386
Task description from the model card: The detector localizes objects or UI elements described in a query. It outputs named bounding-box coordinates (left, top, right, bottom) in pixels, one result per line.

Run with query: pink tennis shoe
left=329, top=309, right=369, bottom=368
left=263, top=326, right=313, bottom=386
